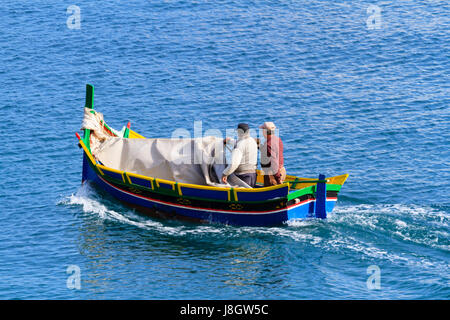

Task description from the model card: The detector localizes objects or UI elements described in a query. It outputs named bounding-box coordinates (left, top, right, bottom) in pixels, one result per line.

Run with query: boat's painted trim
left=98, top=172, right=319, bottom=215
left=80, top=153, right=338, bottom=225
left=84, top=161, right=337, bottom=226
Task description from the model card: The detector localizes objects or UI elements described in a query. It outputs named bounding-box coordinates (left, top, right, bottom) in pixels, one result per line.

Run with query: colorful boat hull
left=76, top=84, right=348, bottom=227
left=82, top=154, right=339, bottom=227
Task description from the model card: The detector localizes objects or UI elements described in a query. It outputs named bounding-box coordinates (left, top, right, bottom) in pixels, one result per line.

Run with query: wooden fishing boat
left=75, top=84, right=349, bottom=226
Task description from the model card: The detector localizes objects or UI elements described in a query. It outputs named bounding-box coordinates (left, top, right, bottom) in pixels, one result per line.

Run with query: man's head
left=237, top=123, right=249, bottom=133
left=236, top=123, right=250, bottom=137
left=259, top=121, right=276, bottom=137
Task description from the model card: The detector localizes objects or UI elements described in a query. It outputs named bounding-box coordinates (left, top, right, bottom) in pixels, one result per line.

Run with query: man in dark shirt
left=259, top=122, right=286, bottom=187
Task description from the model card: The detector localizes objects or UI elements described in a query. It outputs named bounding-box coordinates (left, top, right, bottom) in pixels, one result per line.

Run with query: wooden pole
left=315, top=174, right=327, bottom=219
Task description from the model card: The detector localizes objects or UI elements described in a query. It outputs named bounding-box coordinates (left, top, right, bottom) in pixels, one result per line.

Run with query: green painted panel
left=85, top=84, right=94, bottom=109
left=287, top=184, right=341, bottom=201
left=287, top=186, right=314, bottom=201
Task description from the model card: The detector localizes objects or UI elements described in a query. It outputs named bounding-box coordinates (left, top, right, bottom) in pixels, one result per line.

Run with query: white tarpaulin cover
left=82, top=108, right=250, bottom=188
left=81, top=108, right=125, bottom=155
left=94, top=137, right=250, bottom=188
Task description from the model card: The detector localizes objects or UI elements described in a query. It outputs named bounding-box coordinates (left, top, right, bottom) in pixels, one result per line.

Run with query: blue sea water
left=0, top=0, right=449, bottom=299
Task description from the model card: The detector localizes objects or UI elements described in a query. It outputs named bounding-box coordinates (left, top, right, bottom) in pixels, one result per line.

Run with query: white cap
left=259, top=121, right=276, bottom=131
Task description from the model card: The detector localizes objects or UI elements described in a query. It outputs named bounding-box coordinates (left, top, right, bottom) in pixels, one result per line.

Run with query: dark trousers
left=236, top=172, right=257, bottom=188
left=263, top=167, right=286, bottom=187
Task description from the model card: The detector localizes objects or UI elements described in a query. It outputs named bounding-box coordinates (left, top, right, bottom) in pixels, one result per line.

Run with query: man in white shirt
left=221, top=123, right=258, bottom=187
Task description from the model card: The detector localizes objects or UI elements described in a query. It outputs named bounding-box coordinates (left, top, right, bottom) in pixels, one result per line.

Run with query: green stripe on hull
left=85, top=84, right=94, bottom=109
left=83, top=84, right=95, bottom=150
left=287, top=183, right=341, bottom=201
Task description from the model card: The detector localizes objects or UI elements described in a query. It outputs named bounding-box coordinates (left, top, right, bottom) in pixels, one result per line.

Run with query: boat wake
left=60, top=183, right=449, bottom=275
left=330, top=203, right=450, bottom=252
left=60, top=183, right=226, bottom=237
left=61, top=183, right=331, bottom=242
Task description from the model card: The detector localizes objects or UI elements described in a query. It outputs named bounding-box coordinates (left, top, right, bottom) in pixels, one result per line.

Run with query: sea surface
left=0, top=0, right=449, bottom=299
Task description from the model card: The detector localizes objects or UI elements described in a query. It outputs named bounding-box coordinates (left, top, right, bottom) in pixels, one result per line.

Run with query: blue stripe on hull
left=287, top=199, right=336, bottom=220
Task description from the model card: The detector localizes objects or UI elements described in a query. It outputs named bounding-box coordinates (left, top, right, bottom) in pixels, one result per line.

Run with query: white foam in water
left=61, top=183, right=228, bottom=237
left=285, top=218, right=320, bottom=228
left=63, top=184, right=179, bottom=235
left=331, top=203, right=450, bottom=252
left=394, top=219, right=408, bottom=228
left=64, top=184, right=109, bottom=220
left=60, top=185, right=449, bottom=259
left=59, top=184, right=328, bottom=246
left=335, top=203, right=449, bottom=222
left=61, top=183, right=328, bottom=243
left=59, top=187, right=450, bottom=279
left=246, top=226, right=323, bottom=244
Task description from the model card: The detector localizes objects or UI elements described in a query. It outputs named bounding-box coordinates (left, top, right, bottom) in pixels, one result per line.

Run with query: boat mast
left=83, top=84, right=94, bottom=149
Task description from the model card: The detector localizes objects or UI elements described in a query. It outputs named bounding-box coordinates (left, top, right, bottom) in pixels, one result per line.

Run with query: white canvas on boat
left=94, top=136, right=250, bottom=188
left=82, top=108, right=250, bottom=188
